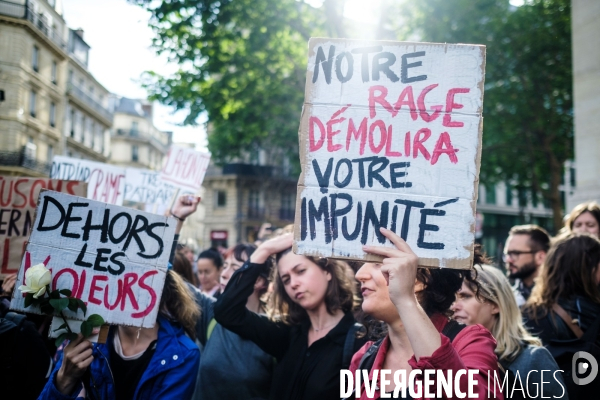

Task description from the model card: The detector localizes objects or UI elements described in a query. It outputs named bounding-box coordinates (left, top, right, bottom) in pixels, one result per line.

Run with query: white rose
left=18, top=263, right=52, bottom=299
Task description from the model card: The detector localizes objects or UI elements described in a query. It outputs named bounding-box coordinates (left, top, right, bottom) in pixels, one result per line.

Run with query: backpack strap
left=342, top=322, right=363, bottom=368
left=356, top=337, right=385, bottom=373
left=552, top=304, right=584, bottom=338
left=206, top=318, right=217, bottom=340
left=441, top=319, right=466, bottom=341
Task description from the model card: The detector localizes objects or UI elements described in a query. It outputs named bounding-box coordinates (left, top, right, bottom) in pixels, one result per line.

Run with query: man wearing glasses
left=503, top=225, right=551, bottom=307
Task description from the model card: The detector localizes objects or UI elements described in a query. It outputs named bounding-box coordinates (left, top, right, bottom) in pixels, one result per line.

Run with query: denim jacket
left=38, top=317, right=200, bottom=400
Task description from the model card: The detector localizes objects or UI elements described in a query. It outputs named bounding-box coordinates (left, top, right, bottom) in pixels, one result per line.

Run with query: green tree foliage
left=403, top=0, right=572, bottom=229
left=131, top=0, right=329, bottom=170
left=135, top=0, right=572, bottom=228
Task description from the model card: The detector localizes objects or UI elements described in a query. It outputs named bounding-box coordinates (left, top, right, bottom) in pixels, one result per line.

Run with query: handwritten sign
left=51, top=156, right=126, bottom=205
left=124, top=168, right=179, bottom=207
left=0, top=177, right=86, bottom=278
left=160, top=145, right=211, bottom=192
left=293, top=39, right=486, bottom=269
left=10, top=191, right=176, bottom=327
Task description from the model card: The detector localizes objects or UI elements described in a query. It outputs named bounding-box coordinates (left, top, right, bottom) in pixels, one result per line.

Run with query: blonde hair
left=467, top=265, right=541, bottom=361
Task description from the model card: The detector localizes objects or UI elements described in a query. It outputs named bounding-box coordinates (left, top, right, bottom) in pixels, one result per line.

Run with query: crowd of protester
left=1, top=198, right=600, bottom=399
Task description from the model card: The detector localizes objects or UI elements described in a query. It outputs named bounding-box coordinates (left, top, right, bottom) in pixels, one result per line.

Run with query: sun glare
left=343, top=0, right=383, bottom=24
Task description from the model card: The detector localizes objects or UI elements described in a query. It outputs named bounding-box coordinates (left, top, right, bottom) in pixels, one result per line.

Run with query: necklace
left=313, top=321, right=337, bottom=332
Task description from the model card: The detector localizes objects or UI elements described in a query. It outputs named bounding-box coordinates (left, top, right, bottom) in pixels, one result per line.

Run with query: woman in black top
left=524, top=233, right=600, bottom=398
left=524, top=233, right=600, bottom=344
left=213, top=232, right=366, bottom=400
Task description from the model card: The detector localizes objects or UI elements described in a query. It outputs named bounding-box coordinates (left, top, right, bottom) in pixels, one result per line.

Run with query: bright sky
left=60, top=0, right=206, bottom=150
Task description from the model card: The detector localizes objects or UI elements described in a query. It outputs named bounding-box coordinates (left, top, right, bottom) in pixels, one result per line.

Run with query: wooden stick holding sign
left=293, top=38, right=486, bottom=269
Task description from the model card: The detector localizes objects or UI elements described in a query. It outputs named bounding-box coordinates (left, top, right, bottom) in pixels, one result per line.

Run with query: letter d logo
left=572, top=351, right=598, bottom=386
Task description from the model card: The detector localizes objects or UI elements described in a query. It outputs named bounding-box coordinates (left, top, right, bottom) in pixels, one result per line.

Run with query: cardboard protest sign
left=51, top=156, right=126, bottom=205
left=160, top=145, right=211, bottom=192
left=124, top=168, right=180, bottom=207
left=0, top=177, right=87, bottom=278
left=10, top=191, right=176, bottom=328
left=293, top=38, right=486, bottom=269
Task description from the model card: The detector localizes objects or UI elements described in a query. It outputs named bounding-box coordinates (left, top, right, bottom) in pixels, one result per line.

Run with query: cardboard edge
left=295, top=38, right=484, bottom=271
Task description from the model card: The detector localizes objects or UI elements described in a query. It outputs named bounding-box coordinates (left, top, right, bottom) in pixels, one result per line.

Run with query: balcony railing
left=115, top=129, right=168, bottom=152
left=0, top=149, right=51, bottom=175
left=0, top=1, right=67, bottom=50
left=247, top=207, right=265, bottom=220
left=279, top=208, right=295, bottom=221
left=67, top=81, right=113, bottom=123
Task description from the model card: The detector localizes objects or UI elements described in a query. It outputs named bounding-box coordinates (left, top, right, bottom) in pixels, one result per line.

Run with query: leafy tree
left=402, top=0, right=572, bottom=230
left=130, top=0, right=330, bottom=172
left=135, top=0, right=572, bottom=229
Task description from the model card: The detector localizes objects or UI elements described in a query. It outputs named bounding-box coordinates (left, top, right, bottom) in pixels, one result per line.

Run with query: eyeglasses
left=502, top=250, right=536, bottom=262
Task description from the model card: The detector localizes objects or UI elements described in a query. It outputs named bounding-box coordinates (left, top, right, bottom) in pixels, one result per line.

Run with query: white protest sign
left=293, top=38, right=486, bottom=269
left=51, top=156, right=126, bottom=205
left=10, top=191, right=176, bottom=328
left=160, top=145, right=211, bottom=192
left=124, top=168, right=180, bottom=207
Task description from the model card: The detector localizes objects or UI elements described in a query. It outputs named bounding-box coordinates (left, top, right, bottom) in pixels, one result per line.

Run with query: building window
left=506, top=184, right=513, bottom=206
left=216, top=190, right=227, bottom=207
left=80, top=116, right=86, bottom=142
left=29, top=90, right=36, bottom=117
left=249, top=190, right=259, bottom=209
left=51, top=61, right=57, bottom=84
left=91, top=122, right=96, bottom=148
left=518, top=187, right=528, bottom=208
left=47, top=144, right=54, bottom=162
left=70, top=109, right=75, bottom=137
left=132, top=145, right=139, bottom=162
left=131, top=121, right=139, bottom=136
left=280, top=191, right=295, bottom=220
left=32, top=46, right=39, bottom=72
left=49, top=102, right=56, bottom=127
left=248, top=190, right=261, bottom=218
left=68, top=69, right=73, bottom=83
left=485, top=184, right=496, bottom=204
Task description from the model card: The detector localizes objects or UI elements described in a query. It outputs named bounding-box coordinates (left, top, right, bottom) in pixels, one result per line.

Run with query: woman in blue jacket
left=38, top=269, right=200, bottom=400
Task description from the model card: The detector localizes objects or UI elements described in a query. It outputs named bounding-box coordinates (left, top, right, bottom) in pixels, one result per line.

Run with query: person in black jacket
left=524, top=233, right=600, bottom=345
left=213, top=232, right=366, bottom=400
left=524, top=232, right=600, bottom=398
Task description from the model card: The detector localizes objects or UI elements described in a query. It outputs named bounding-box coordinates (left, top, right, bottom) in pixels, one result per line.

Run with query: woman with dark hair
left=38, top=269, right=201, bottom=400
left=347, top=228, right=500, bottom=399
left=524, top=233, right=600, bottom=344
left=563, top=201, right=600, bottom=238
left=196, top=248, right=223, bottom=298
left=173, top=251, right=198, bottom=287
left=524, top=233, right=600, bottom=397
left=193, top=243, right=276, bottom=400
left=213, top=232, right=366, bottom=400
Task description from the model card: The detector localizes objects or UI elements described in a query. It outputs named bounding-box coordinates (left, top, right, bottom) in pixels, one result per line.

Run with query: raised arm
left=167, top=195, right=201, bottom=264
left=214, top=234, right=294, bottom=360
left=363, top=227, right=442, bottom=359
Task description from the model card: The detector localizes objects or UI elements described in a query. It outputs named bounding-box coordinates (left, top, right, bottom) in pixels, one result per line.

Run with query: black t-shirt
left=214, top=260, right=368, bottom=400
left=109, top=339, right=157, bottom=400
